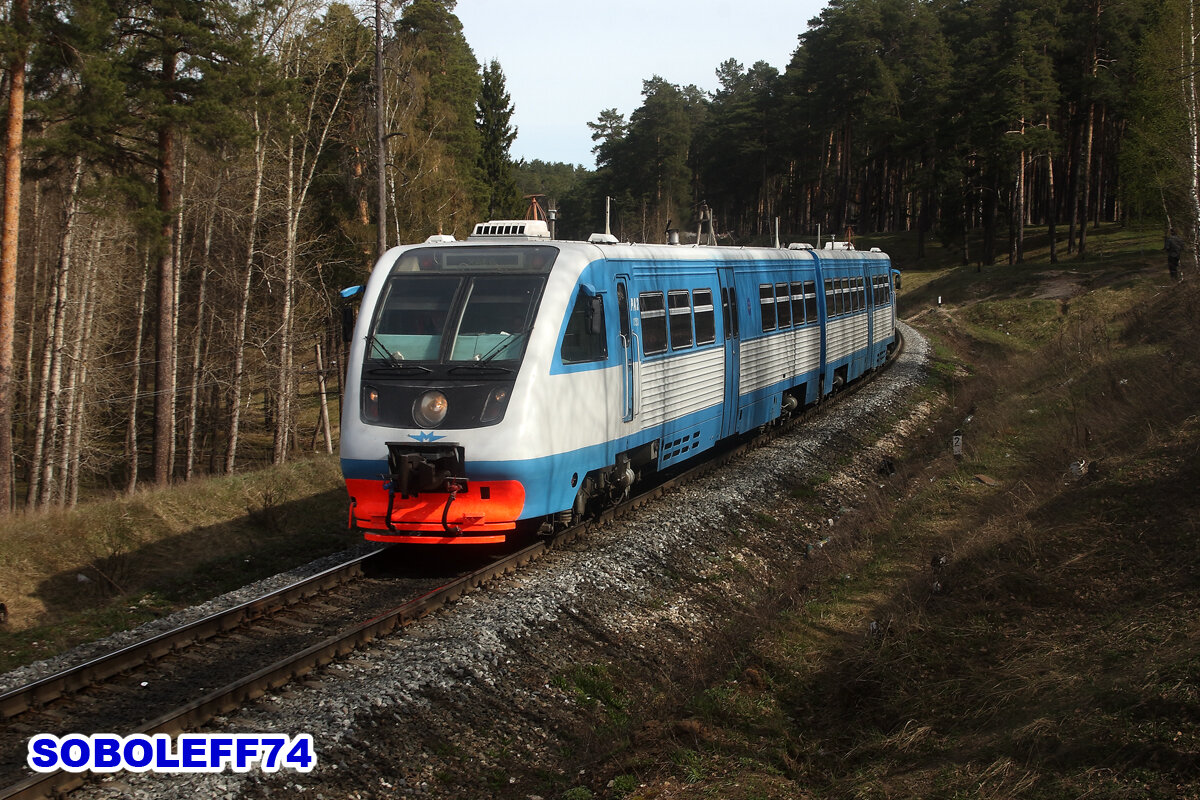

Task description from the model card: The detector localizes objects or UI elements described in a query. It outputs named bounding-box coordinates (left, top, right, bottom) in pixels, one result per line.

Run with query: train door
left=813, top=254, right=830, bottom=397
left=862, top=263, right=875, bottom=359
left=718, top=265, right=740, bottom=438
left=616, top=276, right=635, bottom=422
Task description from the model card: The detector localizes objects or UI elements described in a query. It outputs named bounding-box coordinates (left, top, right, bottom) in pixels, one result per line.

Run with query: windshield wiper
left=475, top=330, right=527, bottom=364
left=366, top=335, right=432, bottom=373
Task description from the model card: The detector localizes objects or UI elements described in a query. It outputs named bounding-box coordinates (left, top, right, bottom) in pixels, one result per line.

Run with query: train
left=340, top=219, right=898, bottom=544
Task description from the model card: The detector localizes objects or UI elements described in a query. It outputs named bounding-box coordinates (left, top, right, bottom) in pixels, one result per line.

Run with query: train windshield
left=367, top=246, right=555, bottom=366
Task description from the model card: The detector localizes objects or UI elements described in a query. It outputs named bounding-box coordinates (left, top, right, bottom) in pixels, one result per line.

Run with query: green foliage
left=590, top=78, right=707, bottom=241
left=476, top=59, right=523, bottom=219
left=391, top=0, right=484, bottom=236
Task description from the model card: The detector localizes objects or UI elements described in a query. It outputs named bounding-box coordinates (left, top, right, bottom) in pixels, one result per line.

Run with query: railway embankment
left=2, top=224, right=1197, bottom=800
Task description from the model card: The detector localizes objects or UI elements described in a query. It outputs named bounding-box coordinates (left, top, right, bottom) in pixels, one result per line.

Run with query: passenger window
left=804, top=280, right=817, bottom=322
left=790, top=282, right=804, bottom=326
left=694, top=289, right=716, bottom=345
left=668, top=290, right=693, bottom=350
left=775, top=283, right=791, bottom=328
left=617, top=282, right=631, bottom=344
left=759, top=284, right=776, bottom=332
left=561, top=288, right=607, bottom=363
left=824, top=279, right=835, bottom=317
left=720, top=287, right=731, bottom=340
left=640, top=292, right=668, bottom=355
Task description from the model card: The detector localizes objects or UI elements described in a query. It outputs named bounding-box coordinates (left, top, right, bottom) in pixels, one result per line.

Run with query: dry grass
left=552, top=227, right=1200, bottom=800
left=0, top=455, right=352, bottom=671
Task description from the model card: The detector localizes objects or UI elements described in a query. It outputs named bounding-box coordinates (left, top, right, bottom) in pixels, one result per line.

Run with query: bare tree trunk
left=1186, top=0, right=1200, bottom=266
left=153, top=51, right=178, bottom=486
left=1077, top=102, right=1095, bottom=258
left=27, top=156, right=83, bottom=509
left=62, top=224, right=102, bottom=506
left=271, top=45, right=364, bottom=465
left=21, top=180, right=41, bottom=424
left=0, top=0, right=29, bottom=513
left=226, top=112, right=267, bottom=474
left=1047, top=115, right=1058, bottom=264
left=274, top=143, right=297, bottom=464
left=1076, top=0, right=1100, bottom=258
left=1014, top=121, right=1026, bottom=264
left=185, top=168, right=214, bottom=482
left=166, top=141, right=186, bottom=480
left=126, top=253, right=150, bottom=493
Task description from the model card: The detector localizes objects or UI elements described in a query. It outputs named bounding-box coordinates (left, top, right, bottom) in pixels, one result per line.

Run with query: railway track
left=0, top=334, right=903, bottom=800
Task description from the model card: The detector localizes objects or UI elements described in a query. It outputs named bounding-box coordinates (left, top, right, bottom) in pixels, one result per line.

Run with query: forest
left=0, top=0, right=1196, bottom=513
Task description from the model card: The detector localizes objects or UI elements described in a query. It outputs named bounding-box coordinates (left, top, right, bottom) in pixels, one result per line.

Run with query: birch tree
left=269, top=3, right=369, bottom=464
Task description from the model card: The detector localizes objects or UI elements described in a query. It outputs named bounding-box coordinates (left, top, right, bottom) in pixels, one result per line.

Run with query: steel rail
left=0, top=549, right=382, bottom=720
left=1, top=333, right=904, bottom=800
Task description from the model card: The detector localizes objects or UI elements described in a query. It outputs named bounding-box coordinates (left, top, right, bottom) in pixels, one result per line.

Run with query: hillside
left=556, top=225, right=1200, bottom=799
left=1, top=224, right=1197, bottom=799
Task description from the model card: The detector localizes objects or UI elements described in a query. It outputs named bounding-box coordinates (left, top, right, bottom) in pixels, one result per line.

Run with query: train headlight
left=362, top=386, right=381, bottom=422
left=413, top=390, right=449, bottom=427
left=480, top=386, right=510, bottom=424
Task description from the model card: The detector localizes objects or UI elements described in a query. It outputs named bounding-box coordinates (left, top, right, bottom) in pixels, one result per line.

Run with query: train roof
left=401, top=220, right=892, bottom=266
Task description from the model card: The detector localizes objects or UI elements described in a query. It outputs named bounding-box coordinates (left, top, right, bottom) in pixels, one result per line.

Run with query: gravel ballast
left=22, top=322, right=931, bottom=800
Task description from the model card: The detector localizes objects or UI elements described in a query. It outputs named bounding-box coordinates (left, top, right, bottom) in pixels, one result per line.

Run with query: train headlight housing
left=362, top=386, right=381, bottom=422
left=480, top=386, right=511, bottom=424
left=413, top=390, right=449, bottom=427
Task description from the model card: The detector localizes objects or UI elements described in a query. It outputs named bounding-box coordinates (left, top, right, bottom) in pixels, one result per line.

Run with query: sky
left=455, top=0, right=828, bottom=169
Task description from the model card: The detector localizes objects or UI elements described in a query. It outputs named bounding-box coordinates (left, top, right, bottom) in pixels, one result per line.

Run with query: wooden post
left=315, top=343, right=333, bottom=454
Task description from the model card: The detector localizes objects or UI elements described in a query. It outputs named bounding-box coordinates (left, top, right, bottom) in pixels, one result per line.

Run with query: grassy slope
left=554, top=225, right=1200, bottom=800
left=0, top=456, right=352, bottom=672
left=1, top=224, right=1196, bottom=798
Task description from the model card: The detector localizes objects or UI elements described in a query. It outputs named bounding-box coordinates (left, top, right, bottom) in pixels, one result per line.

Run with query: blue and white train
left=340, top=220, right=898, bottom=544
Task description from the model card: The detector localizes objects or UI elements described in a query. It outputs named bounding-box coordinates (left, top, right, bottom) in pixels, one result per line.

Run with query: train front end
left=340, top=223, right=563, bottom=544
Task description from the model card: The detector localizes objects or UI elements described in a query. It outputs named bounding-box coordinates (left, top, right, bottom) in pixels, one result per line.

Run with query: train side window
left=851, top=278, right=860, bottom=312
left=729, top=287, right=739, bottom=336
left=694, top=289, right=716, bottom=345
left=775, top=283, right=791, bottom=328
left=617, top=282, right=631, bottom=344
left=804, top=280, right=817, bottom=322
left=759, top=283, right=776, bottom=332
left=790, top=281, right=804, bottom=325
left=858, top=278, right=866, bottom=310
left=640, top=292, right=668, bottom=355
left=561, top=288, right=607, bottom=363
left=668, top=290, right=693, bottom=350
left=824, top=279, right=835, bottom=318
left=720, top=287, right=731, bottom=339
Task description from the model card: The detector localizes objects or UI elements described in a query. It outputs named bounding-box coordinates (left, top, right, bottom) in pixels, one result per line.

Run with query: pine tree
left=476, top=59, right=521, bottom=219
